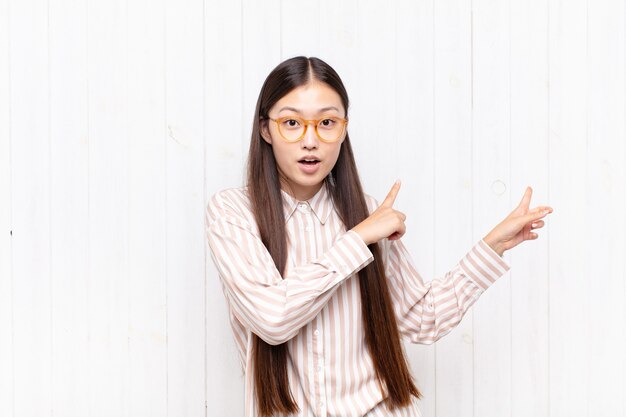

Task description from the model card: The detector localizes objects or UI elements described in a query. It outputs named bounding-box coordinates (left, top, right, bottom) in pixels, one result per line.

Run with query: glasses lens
left=278, top=117, right=305, bottom=142
left=317, top=117, right=345, bottom=142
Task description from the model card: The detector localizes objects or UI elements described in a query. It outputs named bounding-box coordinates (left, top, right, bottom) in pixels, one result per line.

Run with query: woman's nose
left=301, top=123, right=320, bottom=147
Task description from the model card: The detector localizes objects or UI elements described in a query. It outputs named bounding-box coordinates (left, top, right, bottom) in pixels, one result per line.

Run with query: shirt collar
left=281, top=181, right=333, bottom=225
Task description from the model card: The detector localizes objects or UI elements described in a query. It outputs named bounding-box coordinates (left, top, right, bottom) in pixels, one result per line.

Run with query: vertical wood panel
left=548, top=0, right=589, bottom=415
left=587, top=0, right=625, bottom=415
left=433, top=1, right=474, bottom=416
left=127, top=0, right=168, bottom=415
left=281, top=0, right=319, bottom=58
left=510, top=0, right=550, bottom=416
left=165, top=0, right=205, bottom=414
left=49, top=0, right=90, bottom=415
left=86, top=0, right=130, bottom=415
left=0, top=0, right=14, bottom=412
left=9, top=0, right=52, bottom=415
left=204, top=0, right=246, bottom=186
left=319, top=0, right=357, bottom=70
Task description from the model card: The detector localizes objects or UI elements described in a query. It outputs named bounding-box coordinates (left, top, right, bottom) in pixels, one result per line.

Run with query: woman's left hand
left=483, top=186, right=553, bottom=257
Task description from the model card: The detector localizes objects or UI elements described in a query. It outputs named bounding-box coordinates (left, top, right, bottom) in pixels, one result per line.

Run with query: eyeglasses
left=265, top=115, right=349, bottom=143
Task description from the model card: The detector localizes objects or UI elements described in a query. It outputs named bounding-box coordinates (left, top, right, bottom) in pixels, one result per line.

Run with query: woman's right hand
left=351, top=180, right=407, bottom=246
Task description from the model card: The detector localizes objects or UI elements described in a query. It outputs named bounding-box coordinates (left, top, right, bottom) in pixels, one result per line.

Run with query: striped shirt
left=205, top=181, right=511, bottom=417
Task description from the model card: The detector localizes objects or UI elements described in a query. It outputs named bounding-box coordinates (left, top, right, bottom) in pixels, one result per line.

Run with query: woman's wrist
left=350, top=225, right=370, bottom=246
left=483, top=234, right=505, bottom=258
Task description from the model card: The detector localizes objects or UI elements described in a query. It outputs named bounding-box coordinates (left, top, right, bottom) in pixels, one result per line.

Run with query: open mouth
left=298, top=159, right=321, bottom=165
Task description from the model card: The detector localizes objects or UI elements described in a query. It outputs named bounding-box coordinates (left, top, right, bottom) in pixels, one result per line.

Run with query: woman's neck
left=280, top=179, right=324, bottom=202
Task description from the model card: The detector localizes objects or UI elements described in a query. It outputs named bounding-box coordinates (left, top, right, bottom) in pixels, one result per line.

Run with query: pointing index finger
left=382, top=180, right=401, bottom=207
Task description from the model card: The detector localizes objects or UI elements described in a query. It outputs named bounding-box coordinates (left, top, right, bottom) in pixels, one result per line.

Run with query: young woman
left=205, top=56, right=553, bottom=417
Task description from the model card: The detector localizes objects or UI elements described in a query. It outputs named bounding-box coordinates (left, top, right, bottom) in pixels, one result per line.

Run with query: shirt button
left=313, top=329, right=319, bottom=336
left=319, top=401, right=324, bottom=407
left=305, top=225, right=313, bottom=232
left=317, top=365, right=322, bottom=372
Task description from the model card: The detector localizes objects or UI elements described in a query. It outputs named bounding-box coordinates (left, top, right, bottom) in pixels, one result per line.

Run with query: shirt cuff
left=322, top=229, right=374, bottom=278
left=458, top=238, right=511, bottom=291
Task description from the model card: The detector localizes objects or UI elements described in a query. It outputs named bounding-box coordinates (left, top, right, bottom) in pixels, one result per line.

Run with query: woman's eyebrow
left=278, top=106, right=340, bottom=114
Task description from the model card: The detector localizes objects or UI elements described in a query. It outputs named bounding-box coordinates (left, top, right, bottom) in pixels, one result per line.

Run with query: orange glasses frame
left=266, top=116, right=349, bottom=143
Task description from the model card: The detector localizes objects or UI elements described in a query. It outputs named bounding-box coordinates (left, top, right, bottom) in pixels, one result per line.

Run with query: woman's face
left=261, top=79, right=347, bottom=201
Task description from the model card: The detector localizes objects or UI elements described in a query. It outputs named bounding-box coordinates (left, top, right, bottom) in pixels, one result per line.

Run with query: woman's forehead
left=274, top=82, right=344, bottom=116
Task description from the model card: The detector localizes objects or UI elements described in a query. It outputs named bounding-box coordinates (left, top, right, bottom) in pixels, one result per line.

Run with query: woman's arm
left=383, top=235, right=511, bottom=344
left=206, top=190, right=374, bottom=345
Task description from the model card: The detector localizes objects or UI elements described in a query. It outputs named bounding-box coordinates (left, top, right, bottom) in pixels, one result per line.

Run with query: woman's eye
left=320, top=118, right=336, bottom=127
left=284, top=119, right=300, bottom=127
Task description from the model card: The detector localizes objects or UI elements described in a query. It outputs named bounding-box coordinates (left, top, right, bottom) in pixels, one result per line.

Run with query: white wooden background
left=1, top=0, right=624, bottom=416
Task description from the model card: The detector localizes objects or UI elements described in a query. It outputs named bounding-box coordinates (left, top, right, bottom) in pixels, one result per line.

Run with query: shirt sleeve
left=205, top=191, right=374, bottom=346
left=383, top=236, right=511, bottom=344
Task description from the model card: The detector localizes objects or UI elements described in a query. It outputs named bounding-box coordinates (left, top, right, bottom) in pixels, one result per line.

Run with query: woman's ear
left=260, top=120, right=272, bottom=144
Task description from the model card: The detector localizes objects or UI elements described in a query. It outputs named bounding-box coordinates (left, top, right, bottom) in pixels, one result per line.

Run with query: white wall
left=0, top=0, right=624, bottom=416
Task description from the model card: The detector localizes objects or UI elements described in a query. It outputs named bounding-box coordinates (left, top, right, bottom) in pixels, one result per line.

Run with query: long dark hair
left=246, top=56, right=422, bottom=416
